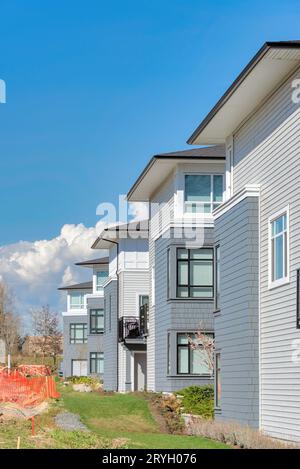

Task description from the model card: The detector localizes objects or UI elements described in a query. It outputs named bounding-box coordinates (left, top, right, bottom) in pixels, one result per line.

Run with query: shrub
left=66, top=376, right=102, bottom=390
left=177, top=385, right=214, bottom=419
left=150, top=393, right=185, bottom=434
left=184, top=415, right=298, bottom=449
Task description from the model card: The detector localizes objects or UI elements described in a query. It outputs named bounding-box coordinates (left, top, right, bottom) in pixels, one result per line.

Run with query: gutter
left=187, top=41, right=300, bottom=145
left=101, top=237, right=120, bottom=392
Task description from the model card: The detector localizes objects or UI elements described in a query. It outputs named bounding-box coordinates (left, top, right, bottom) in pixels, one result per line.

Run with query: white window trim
left=268, top=206, right=290, bottom=290
left=136, top=292, right=149, bottom=315
left=183, top=172, right=224, bottom=217
left=68, top=291, right=86, bottom=311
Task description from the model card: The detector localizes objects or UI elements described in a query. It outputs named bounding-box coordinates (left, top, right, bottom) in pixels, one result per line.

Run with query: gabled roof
left=75, top=256, right=109, bottom=267
left=58, top=281, right=93, bottom=291
left=91, top=220, right=149, bottom=250
left=127, top=146, right=225, bottom=202
left=188, top=41, right=300, bottom=145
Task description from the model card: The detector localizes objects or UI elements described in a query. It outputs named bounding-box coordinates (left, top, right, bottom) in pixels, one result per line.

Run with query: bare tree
left=30, top=305, right=62, bottom=365
left=0, top=281, right=20, bottom=357
left=188, top=323, right=215, bottom=374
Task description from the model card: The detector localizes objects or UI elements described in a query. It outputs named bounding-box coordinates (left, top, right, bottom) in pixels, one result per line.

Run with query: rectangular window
left=90, top=309, right=104, bottom=334
left=167, top=248, right=171, bottom=298
left=215, top=245, right=220, bottom=310
left=177, top=248, right=213, bottom=298
left=70, top=292, right=85, bottom=309
left=185, top=174, right=223, bottom=213
left=96, top=270, right=108, bottom=292
left=139, top=295, right=149, bottom=307
left=177, top=333, right=212, bottom=375
left=90, top=352, right=104, bottom=374
left=167, top=333, right=171, bottom=374
left=215, top=353, right=221, bottom=408
left=269, top=210, right=289, bottom=287
left=70, top=323, right=87, bottom=344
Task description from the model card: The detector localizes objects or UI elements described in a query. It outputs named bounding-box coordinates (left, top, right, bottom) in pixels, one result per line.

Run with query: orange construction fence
left=0, top=368, right=60, bottom=407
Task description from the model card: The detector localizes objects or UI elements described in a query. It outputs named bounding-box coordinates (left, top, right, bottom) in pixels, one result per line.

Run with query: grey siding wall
left=103, top=279, right=118, bottom=391
left=230, top=65, right=300, bottom=441
left=153, top=227, right=215, bottom=392
left=62, top=296, right=105, bottom=378
left=215, top=196, right=259, bottom=426
left=62, top=315, right=88, bottom=377
left=86, top=296, right=105, bottom=378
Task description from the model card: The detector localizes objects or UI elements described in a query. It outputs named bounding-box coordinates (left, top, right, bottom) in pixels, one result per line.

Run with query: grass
left=0, top=384, right=229, bottom=449
left=61, top=386, right=228, bottom=449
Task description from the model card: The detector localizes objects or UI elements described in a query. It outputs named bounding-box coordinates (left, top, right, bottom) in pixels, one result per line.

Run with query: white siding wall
left=232, top=65, right=300, bottom=441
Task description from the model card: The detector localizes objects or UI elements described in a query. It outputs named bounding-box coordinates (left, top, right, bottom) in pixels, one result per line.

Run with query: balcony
left=118, top=304, right=149, bottom=342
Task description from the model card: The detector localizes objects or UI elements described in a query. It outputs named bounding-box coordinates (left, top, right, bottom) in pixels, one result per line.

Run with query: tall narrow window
left=185, top=174, right=223, bottom=213
left=269, top=210, right=289, bottom=286
left=215, top=353, right=221, bottom=408
left=90, top=309, right=104, bottom=334
left=167, top=248, right=171, bottom=298
left=70, top=292, right=85, bottom=309
left=177, top=248, right=213, bottom=298
left=167, top=333, right=171, bottom=374
left=90, top=352, right=104, bottom=374
left=139, top=295, right=149, bottom=307
left=215, top=245, right=220, bottom=310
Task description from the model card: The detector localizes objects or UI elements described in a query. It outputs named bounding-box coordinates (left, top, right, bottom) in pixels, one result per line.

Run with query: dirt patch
left=55, top=412, right=90, bottom=432
left=0, top=401, right=49, bottom=420
left=89, top=414, right=158, bottom=434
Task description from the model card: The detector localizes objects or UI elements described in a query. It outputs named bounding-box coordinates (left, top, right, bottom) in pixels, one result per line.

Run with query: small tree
left=0, top=281, right=20, bottom=359
left=31, top=305, right=62, bottom=365
left=188, top=323, right=215, bottom=374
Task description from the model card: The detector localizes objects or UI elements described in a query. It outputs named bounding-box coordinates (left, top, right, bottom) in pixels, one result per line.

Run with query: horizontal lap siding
left=154, top=228, right=214, bottom=392
left=233, top=65, right=300, bottom=441
left=103, top=280, right=118, bottom=391
left=63, top=315, right=88, bottom=378
left=215, top=197, right=259, bottom=427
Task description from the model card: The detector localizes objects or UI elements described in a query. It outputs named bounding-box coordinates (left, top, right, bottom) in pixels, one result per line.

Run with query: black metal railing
left=118, top=316, right=140, bottom=341
left=139, top=303, right=149, bottom=336
left=118, top=304, right=149, bottom=342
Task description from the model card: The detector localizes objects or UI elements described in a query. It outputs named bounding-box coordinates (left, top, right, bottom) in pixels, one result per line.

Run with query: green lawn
left=61, top=386, right=228, bottom=449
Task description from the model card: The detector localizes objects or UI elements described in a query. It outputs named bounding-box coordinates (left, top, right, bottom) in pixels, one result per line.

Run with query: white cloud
left=0, top=221, right=108, bottom=328
left=128, top=202, right=149, bottom=221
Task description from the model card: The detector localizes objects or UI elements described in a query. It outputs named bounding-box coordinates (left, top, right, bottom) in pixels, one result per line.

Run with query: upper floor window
left=269, top=209, right=289, bottom=288
left=70, top=323, right=87, bottom=344
left=177, top=248, right=213, bottom=299
left=184, top=174, right=223, bottom=214
left=139, top=295, right=149, bottom=307
left=96, top=270, right=108, bottom=292
left=90, top=309, right=104, bottom=334
left=70, top=292, right=85, bottom=309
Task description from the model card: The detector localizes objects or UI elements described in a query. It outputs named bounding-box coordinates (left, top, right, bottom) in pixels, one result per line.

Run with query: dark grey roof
left=187, top=41, right=300, bottom=144
left=75, top=256, right=109, bottom=266
left=104, top=220, right=149, bottom=232
left=154, top=145, right=225, bottom=158
left=127, top=145, right=225, bottom=200
left=58, top=281, right=93, bottom=291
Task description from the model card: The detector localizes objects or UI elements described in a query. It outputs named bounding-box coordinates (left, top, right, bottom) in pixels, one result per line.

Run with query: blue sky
left=1, top=0, right=300, bottom=321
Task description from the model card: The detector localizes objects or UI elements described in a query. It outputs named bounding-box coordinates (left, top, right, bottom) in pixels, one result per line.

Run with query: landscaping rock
left=55, top=412, right=90, bottom=432
left=72, top=383, right=92, bottom=393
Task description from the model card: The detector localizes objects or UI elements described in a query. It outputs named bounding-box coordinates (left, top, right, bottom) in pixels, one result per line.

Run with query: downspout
left=102, top=237, right=119, bottom=392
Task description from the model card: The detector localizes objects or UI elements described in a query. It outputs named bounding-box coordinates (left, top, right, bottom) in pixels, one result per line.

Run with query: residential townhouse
left=91, top=221, right=149, bottom=392
left=59, top=257, right=109, bottom=378
left=188, top=41, right=300, bottom=442
left=127, top=147, right=226, bottom=392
